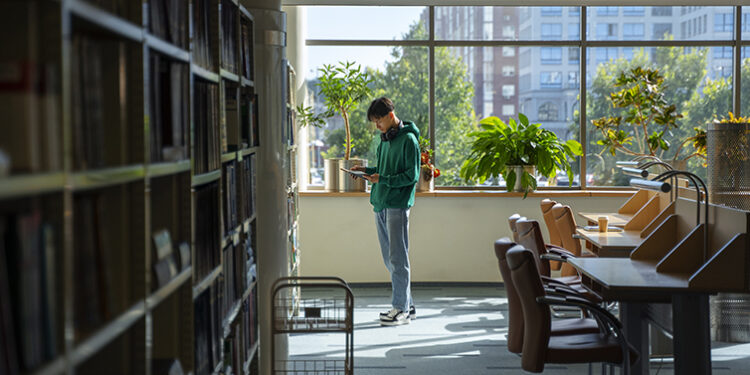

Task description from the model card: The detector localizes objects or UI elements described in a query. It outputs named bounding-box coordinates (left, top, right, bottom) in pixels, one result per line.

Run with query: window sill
left=299, top=189, right=634, bottom=198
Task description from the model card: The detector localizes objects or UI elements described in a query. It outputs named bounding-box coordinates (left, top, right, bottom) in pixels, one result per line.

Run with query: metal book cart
left=271, top=277, right=354, bottom=374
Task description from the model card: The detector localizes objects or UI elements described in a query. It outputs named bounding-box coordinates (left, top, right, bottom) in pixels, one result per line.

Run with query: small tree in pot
left=297, top=61, right=373, bottom=191
left=297, top=61, right=373, bottom=160
left=460, top=114, right=582, bottom=197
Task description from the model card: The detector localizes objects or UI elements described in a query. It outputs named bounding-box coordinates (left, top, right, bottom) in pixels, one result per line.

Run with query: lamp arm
left=655, top=170, right=709, bottom=261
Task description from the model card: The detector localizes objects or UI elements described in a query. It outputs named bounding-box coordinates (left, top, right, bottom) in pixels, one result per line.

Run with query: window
left=541, top=7, right=562, bottom=16
left=541, top=23, right=562, bottom=40
left=715, top=13, right=733, bottom=32
left=502, top=104, right=515, bottom=116
left=483, top=102, right=493, bottom=117
left=304, top=5, right=741, bottom=189
left=714, top=46, right=732, bottom=59
left=596, top=23, right=617, bottom=40
left=540, top=72, right=562, bottom=88
left=652, top=7, right=672, bottom=16
left=744, top=13, right=750, bottom=32
left=596, top=7, right=618, bottom=17
left=623, top=7, right=644, bottom=16
left=623, top=23, right=644, bottom=39
left=568, top=47, right=579, bottom=64
left=538, top=102, right=559, bottom=121
left=596, top=47, right=619, bottom=63
left=541, top=47, right=562, bottom=65
left=568, top=72, right=579, bottom=88
left=652, top=23, right=672, bottom=39
left=568, top=23, right=579, bottom=39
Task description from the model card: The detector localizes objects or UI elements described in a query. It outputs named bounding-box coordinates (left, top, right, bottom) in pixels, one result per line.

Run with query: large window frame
left=304, top=6, right=749, bottom=190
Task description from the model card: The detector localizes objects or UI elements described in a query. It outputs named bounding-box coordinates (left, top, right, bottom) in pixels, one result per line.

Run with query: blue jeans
left=375, top=208, right=413, bottom=312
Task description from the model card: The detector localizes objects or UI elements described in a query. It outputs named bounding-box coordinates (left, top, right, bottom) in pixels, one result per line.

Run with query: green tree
left=577, top=45, right=708, bottom=185
left=322, top=20, right=477, bottom=186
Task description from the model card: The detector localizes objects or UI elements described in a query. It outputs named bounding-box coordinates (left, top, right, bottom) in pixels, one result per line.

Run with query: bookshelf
left=283, top=62, right=301, bottom=310
left=0, top=1, right=261, bottom=375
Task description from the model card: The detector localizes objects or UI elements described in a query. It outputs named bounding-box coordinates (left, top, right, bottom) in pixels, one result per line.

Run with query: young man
left=352, top=97, right=420, bottom=326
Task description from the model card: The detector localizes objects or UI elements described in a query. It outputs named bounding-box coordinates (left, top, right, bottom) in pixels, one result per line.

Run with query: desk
left=574, top=228, right=643, bottom=257
left=578, top=212, right=633, bottom=227
left=568, top=257, right=711, bottom=375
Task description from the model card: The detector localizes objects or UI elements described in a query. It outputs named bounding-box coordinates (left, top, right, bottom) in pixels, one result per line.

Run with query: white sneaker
left=380, top=306, right=415, bottom=321
left=379, top=308, right=410, bottom=326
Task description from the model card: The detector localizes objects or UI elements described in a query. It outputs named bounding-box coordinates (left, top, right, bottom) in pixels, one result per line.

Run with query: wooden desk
left=578, top=212, right=633, bottom=227
left=568, top=257, right=710, bottom=375
left=574, top=228, right=643, bottom=257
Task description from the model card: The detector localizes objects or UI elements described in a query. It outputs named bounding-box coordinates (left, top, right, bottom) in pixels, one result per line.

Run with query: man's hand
left=362, top=173, right=379, bottom=183
left=350, top=165, right=366, bottom=172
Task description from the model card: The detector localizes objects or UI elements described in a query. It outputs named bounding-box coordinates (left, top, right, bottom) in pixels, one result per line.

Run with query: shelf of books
left=283, top=62, right=301, bottom=316
left=0, top=1, right=260, bottom=374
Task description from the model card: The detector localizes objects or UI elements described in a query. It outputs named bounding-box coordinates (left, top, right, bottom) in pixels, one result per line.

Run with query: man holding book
left=351, top=97, right=420, bottom=326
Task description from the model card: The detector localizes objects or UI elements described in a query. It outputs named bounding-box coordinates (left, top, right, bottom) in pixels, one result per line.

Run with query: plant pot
left=509, top=165, right=536, bottom=193
left=338, top=158, right=367, bottom=192
left=323, top=158, right=341, bottom=192
left=417, top=168, right=434, bottom=192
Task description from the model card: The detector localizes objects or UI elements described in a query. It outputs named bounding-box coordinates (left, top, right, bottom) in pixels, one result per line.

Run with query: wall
left=298, top=192, right=628, bottom=283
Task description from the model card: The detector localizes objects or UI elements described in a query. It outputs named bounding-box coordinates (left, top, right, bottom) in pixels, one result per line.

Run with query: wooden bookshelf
left=0, top=1, right=261, bottom=375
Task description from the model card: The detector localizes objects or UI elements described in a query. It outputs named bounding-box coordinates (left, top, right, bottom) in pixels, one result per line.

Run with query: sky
left=304, top=6, right=426, bottom=76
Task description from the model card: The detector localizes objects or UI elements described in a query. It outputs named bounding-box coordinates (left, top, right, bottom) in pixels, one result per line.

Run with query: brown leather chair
left=514, top=218, right=580, bottom=285
left=494, top=238, right=599, bottom=355
left=551, top=203, right=592, bottom=276
left=540, top=199, right=563, bottom=271
left=507, top=247, right=637, bottom=373
left=508, top=213, right=522, bottom=242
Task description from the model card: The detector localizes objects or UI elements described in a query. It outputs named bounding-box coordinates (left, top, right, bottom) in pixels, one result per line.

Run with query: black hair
left=367, top=97, right=394, bottom=121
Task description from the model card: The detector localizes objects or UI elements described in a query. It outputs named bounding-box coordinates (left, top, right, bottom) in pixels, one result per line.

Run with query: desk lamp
left=630, top=170, right=709, bottom=261
left=621, top=161, right=675, bottom=200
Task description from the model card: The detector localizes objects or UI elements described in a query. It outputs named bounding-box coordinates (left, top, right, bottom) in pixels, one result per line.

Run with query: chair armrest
left=537, top=294, right=622, bottom=330
left=537, top=294, right=636, bottom=372
left=541, top=253, right=567, bottom=263
left=545, top=245, right=576, bottom=258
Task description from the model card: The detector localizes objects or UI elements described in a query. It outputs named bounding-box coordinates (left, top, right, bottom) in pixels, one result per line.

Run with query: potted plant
left=591, top=67, right=706, bottom=170
left=297, top=61, right=373, bottom=191
left=417, top=136, right=440, bottom=192
left=460, top=114, right=583, bottom=197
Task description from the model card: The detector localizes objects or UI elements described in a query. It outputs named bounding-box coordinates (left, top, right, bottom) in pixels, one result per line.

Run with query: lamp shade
left=616, top=161, right=640, bottom=167
left=621, top=167, right=649, bottom=178
left=630, top=178, right=671, bottom=192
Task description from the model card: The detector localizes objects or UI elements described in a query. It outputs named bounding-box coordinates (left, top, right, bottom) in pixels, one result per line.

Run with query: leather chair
left=508, top=213, right=522, bottom=242
left=514, top=218, right=580, bottom=286
left=551, top=203, right=595, bottom=276
left=507, top=247, right=637, bottom=373
left=494, top=238, right=599, bottom=355
left=540, top=199, right=563, bottom=271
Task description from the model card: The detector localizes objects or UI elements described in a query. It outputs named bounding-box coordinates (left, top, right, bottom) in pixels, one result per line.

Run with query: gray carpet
left=284, top=286, right=750, bottom=374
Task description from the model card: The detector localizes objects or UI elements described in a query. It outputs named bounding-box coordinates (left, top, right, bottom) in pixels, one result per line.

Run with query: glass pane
left=304, top=6, right=428, bottom=40
left=303, top=45, right=428, bottom=187
left=585, top=46, right=727, bottom=186
left=435, top=46, right=581, bottom=188
left=743, top=8, right=750, bottom=40
left=435, top=7, right=579, bottom=41
left=744, top=47, right=750, bottom=118
left=588, top=6, right=734, bottom=41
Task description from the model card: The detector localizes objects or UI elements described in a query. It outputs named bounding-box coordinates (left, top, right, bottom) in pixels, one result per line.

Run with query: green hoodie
left=365, top=121, right=420, bottom=212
